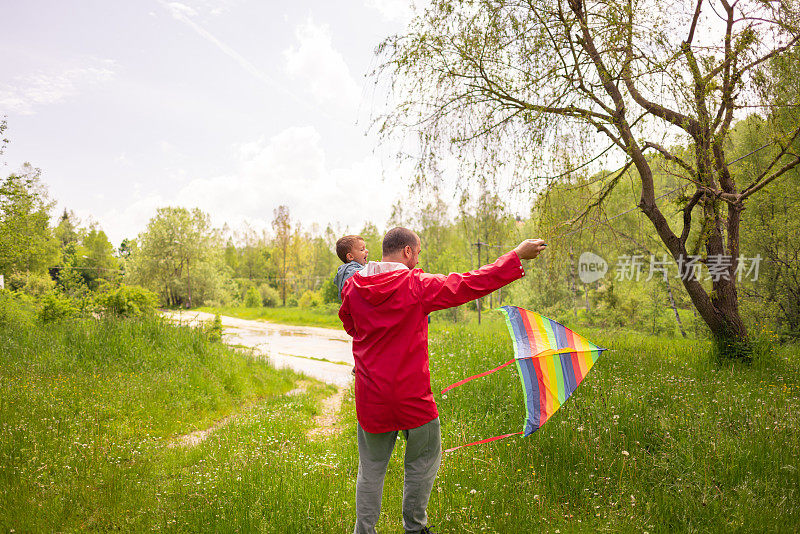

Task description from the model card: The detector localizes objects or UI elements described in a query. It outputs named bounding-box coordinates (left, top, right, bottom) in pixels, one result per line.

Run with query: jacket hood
left=334, top=261, right=364, bottom=289
left=348, top=261, right=411, bottom=306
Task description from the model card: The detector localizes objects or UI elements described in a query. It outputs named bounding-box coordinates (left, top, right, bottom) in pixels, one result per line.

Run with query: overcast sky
left=1, top=0, right=419, bottom=246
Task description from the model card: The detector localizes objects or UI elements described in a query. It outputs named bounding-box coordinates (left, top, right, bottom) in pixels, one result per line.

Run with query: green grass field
left=2, top=298, right=798, bottom=532
left=196, top=305, right=343, bottom=329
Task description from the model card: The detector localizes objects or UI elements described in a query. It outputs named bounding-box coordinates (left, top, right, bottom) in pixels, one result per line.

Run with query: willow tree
left=377, top=0, right=800, bottom=356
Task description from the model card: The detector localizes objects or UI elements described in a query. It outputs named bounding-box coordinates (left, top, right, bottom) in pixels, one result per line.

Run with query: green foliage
left=97, top=285, right=157, bottom=318
left=205, top=313, right=224, bottom=343
left=244, top=286, right=261, bottom=308
left=321, top=274, right=339, bottom=304
left=2, top=312, right=797, bottom=531
left=126, top=207, right=226, bottom=307
left=272, top=205, right=292, bottom=306
left=376, top=0, right=800, bottom=353
left=732, top=113, right=800, bottom=339
left=297, top=289, right=323, bottom=309
left=0, top=164, right=60, bottom=277
left=358, top=221, right=382, bottom=262
left=420, top=321, right=800, bottom=532
left=37, top=292, right=78, bottom=323
left=0, top=290, right=35, bottom=329
left=54, top=209, right=79, bottom=248
left=6, top=270, right=56, bottom=297
left=258, top=283, right=280, bottom=307
left=0, top=306, right=305, bottom=531
left=52, top=211, right=121, bottom=295
left=80, top=226, right=119, bottom=290
left=55, top=263, right=90, bottom=299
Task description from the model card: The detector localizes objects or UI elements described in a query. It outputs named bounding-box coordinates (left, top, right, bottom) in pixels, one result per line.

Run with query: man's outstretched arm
left=418, top=239, right=546, bottom=314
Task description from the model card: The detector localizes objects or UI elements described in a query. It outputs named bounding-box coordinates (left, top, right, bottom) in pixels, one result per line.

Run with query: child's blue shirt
left=334, top=261, right=365, bottom=300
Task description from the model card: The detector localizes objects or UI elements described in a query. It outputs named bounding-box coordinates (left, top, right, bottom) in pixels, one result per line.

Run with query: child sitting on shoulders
left=334, top=235, right=369, bottom=301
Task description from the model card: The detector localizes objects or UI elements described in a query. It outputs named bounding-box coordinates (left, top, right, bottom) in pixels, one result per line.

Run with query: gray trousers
left=354, top=417, right=442, bottom=534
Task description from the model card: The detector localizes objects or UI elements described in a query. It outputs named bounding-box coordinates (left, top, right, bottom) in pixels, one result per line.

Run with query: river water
left=161, top=310, right=354, bottom=387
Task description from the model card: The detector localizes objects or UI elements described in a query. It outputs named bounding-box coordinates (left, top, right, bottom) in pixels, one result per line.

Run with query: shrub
left=38, top=292, right=78, bottom=323
left=98, top=285, right=157, bottom=317
left=5, top=271, right=55, bottom=297
left=321, top=274, right=339, bottom=304
left=258, top=284, right=280, bottom=307
left=0, top=290, right=36, bottom=329
left=244, top=286, right=261, bottom=308
left=298, top=290, right=323, bottom=309
left=24, top=271, right=57, bottom=297
left=205, top=313, right=224, bottom=342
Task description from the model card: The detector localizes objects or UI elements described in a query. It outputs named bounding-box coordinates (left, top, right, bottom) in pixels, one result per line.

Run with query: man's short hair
left=382, top=227, right=418, bottom=257
left=336, top=235, right=364, bottom=263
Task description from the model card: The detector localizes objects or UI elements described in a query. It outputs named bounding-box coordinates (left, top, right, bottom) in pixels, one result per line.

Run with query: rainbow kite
left=443, top=306, right=605, bottom=451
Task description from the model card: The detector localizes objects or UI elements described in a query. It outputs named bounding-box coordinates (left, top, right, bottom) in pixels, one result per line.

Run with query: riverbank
left=196, top=305, right=343, bottom=329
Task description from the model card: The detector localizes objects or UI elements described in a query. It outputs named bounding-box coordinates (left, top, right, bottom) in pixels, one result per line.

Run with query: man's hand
left=513, top=239, right=547, bottom=260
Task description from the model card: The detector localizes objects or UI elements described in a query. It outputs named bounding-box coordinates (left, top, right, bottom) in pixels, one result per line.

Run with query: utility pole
left=471, top=241, right=504, bottom=324
left=474, top=241, right=482, bottom=324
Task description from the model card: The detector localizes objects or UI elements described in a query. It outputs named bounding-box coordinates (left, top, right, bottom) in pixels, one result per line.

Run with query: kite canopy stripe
left=498, top=306, right=604, bottom=436
left=441, top=306, right=606, bottom=451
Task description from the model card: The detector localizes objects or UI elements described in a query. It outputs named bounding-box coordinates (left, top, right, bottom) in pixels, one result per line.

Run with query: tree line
left=2, top=0, right=798, bottom=358
left=1, top=123, right=797, bottom=345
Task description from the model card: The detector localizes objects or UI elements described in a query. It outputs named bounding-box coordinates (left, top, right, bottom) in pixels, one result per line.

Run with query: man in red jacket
left=339, top=227, right=546, bottom=534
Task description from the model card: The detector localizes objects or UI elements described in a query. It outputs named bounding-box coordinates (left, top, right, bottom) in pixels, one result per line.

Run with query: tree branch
left=568, top=159, right=633, bottom=228
left=681, top=189, right=703, bottom=246
left=686, top=0, right=704, bottom=44
left=740, top=125, right=800, bottom=199
left=643, top=142, right=696, bottom=175
left=740, top=155, right=800, bottom=201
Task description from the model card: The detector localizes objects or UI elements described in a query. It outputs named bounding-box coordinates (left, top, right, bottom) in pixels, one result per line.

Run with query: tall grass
left=0, top=309, right=333, bottom=531
left=2, top=298, right=798, bottom=532
left=417, top=318, right=800, bottom=532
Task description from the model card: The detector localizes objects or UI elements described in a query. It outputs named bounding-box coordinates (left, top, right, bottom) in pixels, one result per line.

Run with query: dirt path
left=307, top=388, right=346, bottom=440
left=168, top=380, right=315, bottom=448
left=161, top=311, right=352, bottom=447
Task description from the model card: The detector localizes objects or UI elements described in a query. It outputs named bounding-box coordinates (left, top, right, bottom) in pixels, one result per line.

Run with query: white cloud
left=158, top=0, right=307, bottom=111
left=283, top=18, right=361, bottom=112
left=0, top=59, right=116, bottom=115
left=72, top=191, right=166, bottom=246
left=163, top=2, right=198, bottom=18
left=162, top=0, right=238, bottom=19
left=173, top=126, right=402, bottom=234
left=364, top=0, right=419, bottom=22
left=84, top=126, right=403, bottom=246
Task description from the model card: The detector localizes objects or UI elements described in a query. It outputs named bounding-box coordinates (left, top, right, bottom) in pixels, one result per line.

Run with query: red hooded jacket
left=339, top=250, right=525, bottom=433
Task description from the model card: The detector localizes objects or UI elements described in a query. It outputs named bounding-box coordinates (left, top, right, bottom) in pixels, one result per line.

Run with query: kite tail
left=441, top=359, right=515, bottom=394
left=445, top=431, right=523, bottom=453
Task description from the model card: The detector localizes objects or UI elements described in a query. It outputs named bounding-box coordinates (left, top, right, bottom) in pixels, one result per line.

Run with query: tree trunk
left=665, top=276, right=687, bottom=338
left=281, top=243, right=287, bottom=307
left=638, top=183, right=749, bottom=357
left=476, top=241, right=482, bottom=325
left=584, top=283, right=590, bottom=312
left=186, top=257, right=192, bottom=309
left=569, top=248, right=577, bottom=320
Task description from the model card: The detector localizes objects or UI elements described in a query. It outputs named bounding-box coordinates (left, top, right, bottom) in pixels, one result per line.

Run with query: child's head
left=336, top=235, right=369, bottom=265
